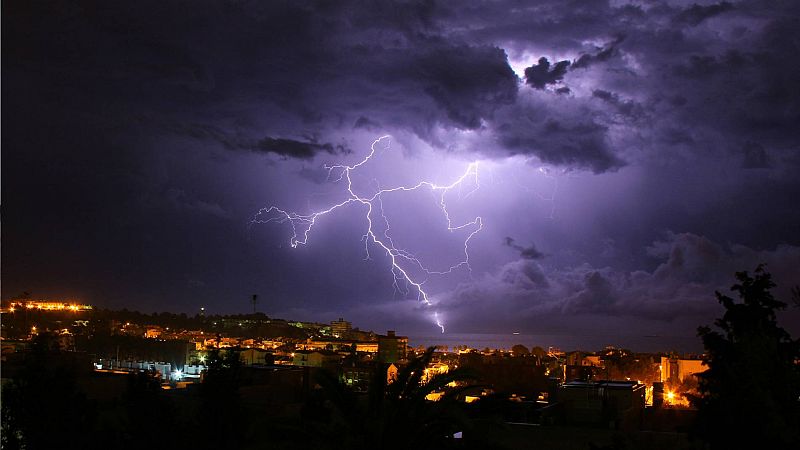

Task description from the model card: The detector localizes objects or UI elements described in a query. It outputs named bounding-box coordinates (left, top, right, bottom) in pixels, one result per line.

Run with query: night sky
left=4, top=0, right=800, bottom=345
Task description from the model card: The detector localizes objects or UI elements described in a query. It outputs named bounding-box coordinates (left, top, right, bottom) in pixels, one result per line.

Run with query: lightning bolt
left=251, top=136, right=482, bottom=333
left=535, top=166, right=559, bottom=220
left=513, top=162, right=561, bottom=220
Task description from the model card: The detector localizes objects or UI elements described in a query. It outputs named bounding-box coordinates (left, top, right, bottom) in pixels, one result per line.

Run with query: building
left=355, top=342, right=378, bottom=353
left=583, top=355, right=602, bottom=367
left=1, top=340, right=28, bottom=361
left=341, top=361, right=376, bottom=391
left=292, top=350, right=341, bottom=367
left=660, top=356, right=705, bottom=384
left=241, top=348, right=274, bottom=365
left=144, top=327, right=163, bottom=339
left=565, top=364, right=600, bottom=382
left=330, top=318, right=352, bottom=338
left=377, top=330, right=408, bottom=363
left=558, top=380, right=646, bottom=429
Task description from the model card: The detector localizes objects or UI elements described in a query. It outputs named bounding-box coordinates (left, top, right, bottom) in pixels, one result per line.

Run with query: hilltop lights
left=10, top=300, right=92, bottom=311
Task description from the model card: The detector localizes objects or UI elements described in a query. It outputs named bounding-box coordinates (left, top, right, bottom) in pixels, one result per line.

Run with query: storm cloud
left=4, top=0, right=800, bottom=347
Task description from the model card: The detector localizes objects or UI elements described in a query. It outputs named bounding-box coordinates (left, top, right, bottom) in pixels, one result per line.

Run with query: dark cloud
left=254, top=137, right=348, bottom=159
left=353, top=116, right=382, bottom=130
left=497, top=114, right=625, bottom=173
left=672, top=54, right=731, bottom=78
left=166, top=123, right=349, bottom=159
left=524, top=57, right=571, bottom=89
left=741, top=141, right=771, bottom=169
left=499, top=259, right=550, bottom=289
left=562, top=271, right=615, bottom=314
left=165, top=188, right=231, bottom=219
left=503, top=237, right=545, bottom=260
left=4, top=0, right=800, bottom=344
left=571, top=35, right=625, bottom=70
left=675, top=2, right=734, bottom=26
left=3, top=0, right=644, bottom=172
left=591, top=89, right=641, bottom=117
left=438, top=233, right=800, bottom=331
left=416, top=45, right=519, bottom=129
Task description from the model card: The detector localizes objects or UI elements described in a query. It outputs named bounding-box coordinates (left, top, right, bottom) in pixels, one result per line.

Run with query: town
left=2, top=298, right=709, bottom=449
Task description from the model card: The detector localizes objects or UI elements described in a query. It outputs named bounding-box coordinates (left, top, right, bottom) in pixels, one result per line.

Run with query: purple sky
left=4, top=0, right=800, bottom=349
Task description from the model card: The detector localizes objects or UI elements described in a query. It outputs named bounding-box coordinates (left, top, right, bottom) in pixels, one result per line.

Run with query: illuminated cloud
left=3, top=0, right=800, bottom=342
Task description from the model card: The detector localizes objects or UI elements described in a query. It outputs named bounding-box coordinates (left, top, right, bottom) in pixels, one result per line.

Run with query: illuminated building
left=355, top=342, right=378, bottom=353
left=377, top=330, right=408, bottom=363
left=292, top=350, right=341, bottom=367
left=422, top=362, right=449, bottom=383
left=240, top=348, right=274, bottom=365
left=330, top=317, right=352, bottom=338
left=387, top=363, right=398, bottom=384
left=341, top=362, right=375, bottom=391
left=582, top=355, right=602, bottom=367
left=145, top=327, right=163, bottom=339
left=425, top=391, right=444, bottom=401
left=660, top=356, right=705, bottom=384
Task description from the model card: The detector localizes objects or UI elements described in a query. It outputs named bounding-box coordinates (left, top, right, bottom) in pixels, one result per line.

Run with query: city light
left=10, top=300, right=92, bottom=311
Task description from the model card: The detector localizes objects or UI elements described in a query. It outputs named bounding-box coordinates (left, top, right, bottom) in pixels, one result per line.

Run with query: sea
left=407, top=332, right=704, bottom=354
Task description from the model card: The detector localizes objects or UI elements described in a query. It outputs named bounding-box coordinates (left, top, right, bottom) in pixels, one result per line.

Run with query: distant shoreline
left=407, top=332, right=704, bottom=354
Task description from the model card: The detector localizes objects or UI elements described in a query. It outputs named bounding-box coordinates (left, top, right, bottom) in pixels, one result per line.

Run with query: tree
left=198, top=346, right=245, bottom=450
left=694, top=266, right=800, bottom=449
left=1, top=333, right=96, bottom=450
left=511, top=344, right=530, bottom=357
left=121, top=370, right=185, bottom=449
left=304, top=347, right=480, bottom=450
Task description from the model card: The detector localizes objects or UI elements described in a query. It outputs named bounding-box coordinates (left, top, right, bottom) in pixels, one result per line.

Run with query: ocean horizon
left=407, top=332, right=704, bottom=355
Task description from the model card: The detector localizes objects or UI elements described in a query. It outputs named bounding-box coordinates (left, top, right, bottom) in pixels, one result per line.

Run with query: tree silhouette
left=121, top=370, right=183, bottom=449
left=511, top=344, right=530, bottom=357
left=1, top=333, right=96, bottom=450
left=694, top=266, right=800, bottom=449
left=198, top=346, right=245, bottom=450
left=304, top=347, right=480, bottom=450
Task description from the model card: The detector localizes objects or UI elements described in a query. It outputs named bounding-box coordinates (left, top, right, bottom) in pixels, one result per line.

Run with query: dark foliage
left=1, top=333, right=96, bottom=450
left=302, top=347, right=482, bottom=450
left=121, top=370, right=184, bottom=449
left=198, top=346, right=245, bottom=450
left=694, top=266, right=800, bottom=449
